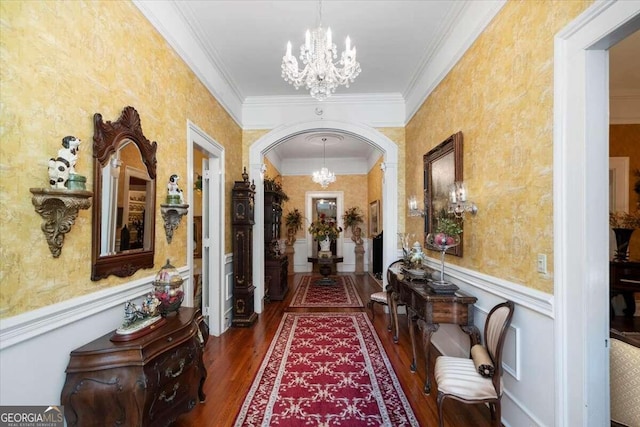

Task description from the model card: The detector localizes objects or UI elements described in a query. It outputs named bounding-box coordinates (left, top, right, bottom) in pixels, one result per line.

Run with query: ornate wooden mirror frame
left=91, top=106, right=158, bottom=280
left=423, top=131, right=463, bottom=257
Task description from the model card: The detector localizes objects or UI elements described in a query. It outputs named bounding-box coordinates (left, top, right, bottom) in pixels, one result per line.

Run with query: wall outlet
left=537, top=254, right=547, bottom=274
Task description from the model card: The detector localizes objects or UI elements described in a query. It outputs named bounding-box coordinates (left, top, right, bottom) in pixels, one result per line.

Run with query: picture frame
left=193, top=216, right=202, bottom=258
left=424, top=131, right=463, bottom=257
left=369, top=200, right=380, bottom=236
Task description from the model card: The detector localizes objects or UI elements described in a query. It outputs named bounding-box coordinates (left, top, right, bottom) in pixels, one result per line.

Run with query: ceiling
left=137, top=1, right=639, bottom=167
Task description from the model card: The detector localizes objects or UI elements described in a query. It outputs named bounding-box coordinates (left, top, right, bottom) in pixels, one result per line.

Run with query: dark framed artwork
left=193, top=216, right=202, bottom=258
left=369, top=200, right=380, bottom=236
left=423, top=131, right=463, bottom=257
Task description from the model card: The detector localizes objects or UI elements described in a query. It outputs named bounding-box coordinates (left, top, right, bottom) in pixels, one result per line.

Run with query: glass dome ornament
left=153, top=259, right=184, bottom=316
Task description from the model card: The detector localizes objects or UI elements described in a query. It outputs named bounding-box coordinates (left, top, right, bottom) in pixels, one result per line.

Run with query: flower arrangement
left=308, top=213, right=342, bottom=241
left=285, top=208, right=303, bottom=232
left=342, top=206, right=364, bottom=230
left=610, top=210, right=640, bottom=229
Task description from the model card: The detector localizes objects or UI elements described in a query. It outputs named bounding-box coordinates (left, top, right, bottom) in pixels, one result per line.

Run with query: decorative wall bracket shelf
left=30, top=188, right=93, bottom=258
left=160, top=204, right=189, bottom=243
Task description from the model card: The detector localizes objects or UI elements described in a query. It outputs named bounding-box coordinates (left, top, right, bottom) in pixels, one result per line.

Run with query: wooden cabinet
left=232, top=168, right=257, bottom=326
left=264, top=183, right=288, bottom=301
left=60, top=308, right=208, bottom=427
left=265, top=257, right=289, bottom=300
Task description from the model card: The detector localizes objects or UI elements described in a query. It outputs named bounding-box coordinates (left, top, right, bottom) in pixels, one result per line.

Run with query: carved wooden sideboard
left=60, top=308, right=208, bottom=427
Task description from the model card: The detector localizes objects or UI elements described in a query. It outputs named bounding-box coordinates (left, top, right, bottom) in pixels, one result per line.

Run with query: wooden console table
left=60, top=308, right=208, bottom=427
left=388, top=268, right=480, bottom=394
left=308, top=256, right=343, bottom=285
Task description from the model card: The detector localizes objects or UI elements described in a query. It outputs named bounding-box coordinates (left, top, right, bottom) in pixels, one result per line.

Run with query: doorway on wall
left=306, top=191, right=344, bottom=262
left=311, top=197, right=337, bottom=256
left=188, top=121, right=225, bottom=336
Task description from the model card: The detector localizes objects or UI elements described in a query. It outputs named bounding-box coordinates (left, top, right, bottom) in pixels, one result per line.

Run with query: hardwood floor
left=174, top=273, right=494, bottom=426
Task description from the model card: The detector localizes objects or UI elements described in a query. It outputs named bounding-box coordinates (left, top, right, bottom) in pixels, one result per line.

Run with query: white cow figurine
left=48, top=136, right=81, bottom=188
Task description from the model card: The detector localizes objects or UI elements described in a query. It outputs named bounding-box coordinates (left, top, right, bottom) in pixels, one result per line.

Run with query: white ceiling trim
left=610, top=89, right=640, bottom=124
left=404, top=0, right=507, bottom=122
left=132, top=0, right=244, bottom=125
left=242, top=93, right=405, bottom=130
left=134, top=0, right=505, bottom=130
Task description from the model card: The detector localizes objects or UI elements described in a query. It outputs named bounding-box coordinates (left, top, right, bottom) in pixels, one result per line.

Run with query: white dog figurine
left=48, top=136, right=81, bottom=188
left=167, top=174, right=184, bottom=204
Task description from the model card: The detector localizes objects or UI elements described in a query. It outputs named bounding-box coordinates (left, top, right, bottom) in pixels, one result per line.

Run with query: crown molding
left=404, top=0, right=507, bottom=122
left=133, top=0, right=504, bottom=129
left=242, top=93, right=406, bottom=130
left=610, top=90, right=640, bottom=124
left=132, top=0, right=243, bottom=126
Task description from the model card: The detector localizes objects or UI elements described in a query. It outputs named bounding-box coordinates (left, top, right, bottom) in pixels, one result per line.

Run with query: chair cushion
left=435, top=356, right=501, bottom=400
left=471, top=344, right=494, bottom=377
left=610, top=338, right=640, bottom=426
left=370, top=292, right=387, bottom=304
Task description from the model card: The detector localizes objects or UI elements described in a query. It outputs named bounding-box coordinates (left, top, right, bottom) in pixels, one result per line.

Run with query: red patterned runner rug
left=234, top=312, right=418, bottom=426
left=289, top=275, right=364, bottom=308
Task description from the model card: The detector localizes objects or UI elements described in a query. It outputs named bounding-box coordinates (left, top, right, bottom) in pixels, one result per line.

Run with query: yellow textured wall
left=367, top=156, right=384, bottom=237
left=406, top=0, right=591, bottom=293
left=0, top=1, right=242, bottom=317
left=377, top=127, right=406, bottom=236
left=281, top=175, right=369, bottom=241
left=610, top=124, right=640, bottom=259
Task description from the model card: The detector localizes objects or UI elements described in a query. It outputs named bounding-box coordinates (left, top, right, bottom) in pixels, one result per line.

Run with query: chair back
left=386, top=259, right=404, bottom=282
left=484, top=301, right=515, bottom=393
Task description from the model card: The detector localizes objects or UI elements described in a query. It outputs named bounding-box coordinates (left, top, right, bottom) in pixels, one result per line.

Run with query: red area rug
left=234, top=312, right=418, bottom=426
left=289, top=275, right=364, bottom=308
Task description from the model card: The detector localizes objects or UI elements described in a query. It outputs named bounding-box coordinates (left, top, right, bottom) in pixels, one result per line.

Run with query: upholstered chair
left=434, top=300, right=515, bottom=427
left=610, top=332, right=640, bottom=427
left=368, top=259, right=404, bottom=331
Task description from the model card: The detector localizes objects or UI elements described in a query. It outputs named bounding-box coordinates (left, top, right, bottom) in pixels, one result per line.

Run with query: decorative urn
left=153, top=259, right=184, bottom=316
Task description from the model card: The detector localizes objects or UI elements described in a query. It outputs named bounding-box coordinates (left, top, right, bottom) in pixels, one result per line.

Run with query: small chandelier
left=281, top=0, right=361, bottom=101
left=312, top=138, right=336, bottom=188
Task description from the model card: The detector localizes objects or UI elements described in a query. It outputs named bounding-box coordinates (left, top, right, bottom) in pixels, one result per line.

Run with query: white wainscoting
left=1, top=253, right=554, bottom=426
left=0, top=255, right=235, bottom=407
left=292, top=238, right=369, bottom=273
left=422, top=257, right=555, bottom=427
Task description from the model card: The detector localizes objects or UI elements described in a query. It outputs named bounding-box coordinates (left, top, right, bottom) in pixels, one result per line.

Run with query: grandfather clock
left=231, top=168, right=257, bottom=327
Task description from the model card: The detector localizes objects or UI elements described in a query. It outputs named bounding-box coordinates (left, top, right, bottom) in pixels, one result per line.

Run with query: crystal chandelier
left=281, top=0, right=361, bottom=101
left=312, top=138, right=336, bottom=188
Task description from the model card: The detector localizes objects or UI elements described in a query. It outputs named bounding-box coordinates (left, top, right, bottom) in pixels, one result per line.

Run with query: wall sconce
left=408, top=195, right=425, bottom=217
left=448, top=181, right=478, bottom=218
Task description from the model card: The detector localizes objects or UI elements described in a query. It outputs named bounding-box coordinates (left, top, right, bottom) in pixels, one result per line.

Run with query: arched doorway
left=248, top=120, right=399, bottom=312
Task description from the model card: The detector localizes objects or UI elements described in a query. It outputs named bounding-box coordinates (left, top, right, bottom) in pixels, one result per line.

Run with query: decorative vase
left=613, top=228, right=635, bottom=262
left=425, top=233, right=461, bottom=288
left=319, top=237, right=331, bottom=253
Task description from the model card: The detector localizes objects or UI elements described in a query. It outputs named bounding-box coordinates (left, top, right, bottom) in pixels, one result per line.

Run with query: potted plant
left=342, top=207, right=365, bottom=242
left=431, top=216, right=463, bottom=247
left=308, top=213, right=342, bottom=253
left=610, top=210, right=640, bottom=261
left=285, top=208, right=303, bottom=233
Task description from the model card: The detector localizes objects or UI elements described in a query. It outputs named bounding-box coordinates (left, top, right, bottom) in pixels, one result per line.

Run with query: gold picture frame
left=369, top=200, right=380, bottom=236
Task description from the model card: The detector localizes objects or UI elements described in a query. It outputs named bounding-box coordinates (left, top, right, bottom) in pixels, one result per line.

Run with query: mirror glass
left=92, top=107, right=157, bottom=280
left=100, top=141, right=154, bottom=255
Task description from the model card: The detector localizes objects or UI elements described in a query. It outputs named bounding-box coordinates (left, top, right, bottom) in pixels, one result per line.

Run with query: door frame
left=554, top=2, right=640, bottom=425
left=187, top=120, right=226, bottom=336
